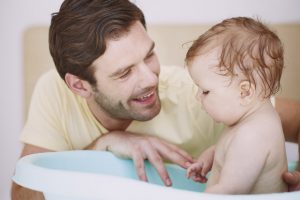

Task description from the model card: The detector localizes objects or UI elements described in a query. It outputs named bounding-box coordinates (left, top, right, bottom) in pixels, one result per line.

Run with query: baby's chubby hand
left=186, top=145, right=215, bottom=183
left=186, top=161, right=209, bottom=183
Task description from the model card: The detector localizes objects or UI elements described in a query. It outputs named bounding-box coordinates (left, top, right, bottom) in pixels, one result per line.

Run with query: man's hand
left=89, top=131, right=193, bottom=186
left=283, top=170, right=300, bottom=191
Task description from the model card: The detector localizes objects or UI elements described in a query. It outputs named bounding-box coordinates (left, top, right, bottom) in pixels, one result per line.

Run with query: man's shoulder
left=35, top=69, right=69, bottom=93
left=37, top=69, right=63, bottom=85
left=32, top=69, right=78, bottom=109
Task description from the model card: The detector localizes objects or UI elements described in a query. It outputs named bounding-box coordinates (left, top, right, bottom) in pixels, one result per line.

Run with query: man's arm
left=11, top=144, right=52, bottom=200
left=275, top=97, right=300, bottom=191
left=276, top=97, right=300, bottom=146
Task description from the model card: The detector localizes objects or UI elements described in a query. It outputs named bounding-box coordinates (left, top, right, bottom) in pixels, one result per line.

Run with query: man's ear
left=239, top=80, right=255, bottom=105
left=65, top=73, right=92, bottom=98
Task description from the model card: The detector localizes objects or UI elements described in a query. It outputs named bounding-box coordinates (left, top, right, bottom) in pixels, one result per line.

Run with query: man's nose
left=138, top=64, right=158, bottom=88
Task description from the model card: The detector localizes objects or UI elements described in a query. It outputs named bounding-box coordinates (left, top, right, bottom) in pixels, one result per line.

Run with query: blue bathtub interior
left=30, top=150, right=205, bottom=192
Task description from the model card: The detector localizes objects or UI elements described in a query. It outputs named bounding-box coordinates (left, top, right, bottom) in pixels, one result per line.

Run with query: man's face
left=90, top=21, right=161, bottom=121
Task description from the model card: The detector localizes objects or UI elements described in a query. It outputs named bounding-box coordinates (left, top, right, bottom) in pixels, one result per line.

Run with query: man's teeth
left=138, top=92, right=153, bottom=100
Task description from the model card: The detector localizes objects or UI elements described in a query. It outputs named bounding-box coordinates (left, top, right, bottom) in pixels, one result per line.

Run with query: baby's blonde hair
left=185, top=17, right=284, bottom=98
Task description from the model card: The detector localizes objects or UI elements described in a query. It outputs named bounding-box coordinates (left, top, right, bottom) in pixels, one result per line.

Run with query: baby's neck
left=230, top=98, right=273, bottom=128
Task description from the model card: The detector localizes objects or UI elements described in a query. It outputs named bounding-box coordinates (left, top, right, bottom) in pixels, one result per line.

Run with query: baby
left=185, top=17, right=288, bottom=194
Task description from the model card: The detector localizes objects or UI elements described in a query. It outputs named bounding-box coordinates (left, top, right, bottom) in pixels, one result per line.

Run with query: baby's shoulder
left=229, top=115, right=284, bottom=149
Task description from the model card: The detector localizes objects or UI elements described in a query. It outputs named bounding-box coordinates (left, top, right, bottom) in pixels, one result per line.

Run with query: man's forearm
left=276, top=97, right=300, bottom=142
left=11, top=183, right=44, bottom=200
left=84, top=134, right=111, bottom=150
left=275, top=97, right=300, bottom=170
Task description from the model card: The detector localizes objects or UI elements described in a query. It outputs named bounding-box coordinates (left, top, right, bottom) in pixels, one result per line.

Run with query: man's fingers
left=132, top=142, right=172, bottom=186
left=132, top=153, right=148, bottom=182
left=152, top=139, right=193, bottom=168
left=115, top=134, right=195, bottom=187
left=164, top=141, right=194, bottom=161
left=283, top=170, right=300, bottom=186
left=145, top=146, right=172, bottom=186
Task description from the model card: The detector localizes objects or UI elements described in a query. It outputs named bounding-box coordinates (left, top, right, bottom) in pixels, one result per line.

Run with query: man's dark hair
left=49, top=0, right=146, bottom=85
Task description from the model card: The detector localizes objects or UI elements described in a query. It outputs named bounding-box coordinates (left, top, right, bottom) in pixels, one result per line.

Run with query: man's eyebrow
left=146, top=42, right=155, bottom=57
left=110, top=64, right=134, bottom=78
left=110, top=42, right=155, bottom=78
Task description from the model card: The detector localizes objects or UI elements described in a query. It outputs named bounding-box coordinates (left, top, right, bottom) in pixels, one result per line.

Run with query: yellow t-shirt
left=21, top=66, right=223, bottom=157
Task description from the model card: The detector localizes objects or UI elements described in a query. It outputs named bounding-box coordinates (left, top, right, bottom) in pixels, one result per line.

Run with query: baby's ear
left=239, top=80, right=255, bottom=105
left=65, top=73, right=92, bottom=98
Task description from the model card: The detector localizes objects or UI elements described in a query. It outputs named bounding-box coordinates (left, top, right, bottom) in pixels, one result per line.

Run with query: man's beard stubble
left=92, top=86, right=161, bottom=121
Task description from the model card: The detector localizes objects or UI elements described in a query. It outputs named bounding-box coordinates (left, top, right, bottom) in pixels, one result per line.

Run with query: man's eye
left=145, top=52, right=154, bottom=60
left=119, top=69, right=131, bottom=79
left=202, top=90, right=210, bottom=95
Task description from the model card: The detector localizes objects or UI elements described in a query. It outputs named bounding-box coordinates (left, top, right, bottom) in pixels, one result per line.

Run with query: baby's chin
left=205, top=111, right=230, bottom=124
left=211, top=117, right=231, bottom=126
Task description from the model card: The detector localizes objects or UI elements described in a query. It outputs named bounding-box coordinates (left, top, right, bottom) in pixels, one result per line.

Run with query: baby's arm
left=205, top=130, right=269, bottom=194
left=186, top=145, right=215, bottom=183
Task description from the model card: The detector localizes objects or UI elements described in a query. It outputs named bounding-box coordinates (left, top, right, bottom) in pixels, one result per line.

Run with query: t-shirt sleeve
left=20, top=71, right=70, bottom=151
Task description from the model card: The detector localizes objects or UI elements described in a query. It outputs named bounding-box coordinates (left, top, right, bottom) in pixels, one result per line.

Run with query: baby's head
left=185, top=17, right=284, bottom=125
left=186, top=17, right=283, bottom=98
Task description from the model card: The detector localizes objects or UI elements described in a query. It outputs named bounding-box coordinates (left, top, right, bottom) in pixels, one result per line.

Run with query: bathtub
left=13, top=150, right=300, bottom=200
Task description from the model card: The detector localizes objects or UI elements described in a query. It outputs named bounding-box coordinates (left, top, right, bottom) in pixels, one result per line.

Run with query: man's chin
left=131, top=103, right=161, bottom=121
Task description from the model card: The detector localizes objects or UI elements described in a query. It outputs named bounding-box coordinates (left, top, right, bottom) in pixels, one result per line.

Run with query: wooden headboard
left=23, top=24, right=300, bottom=117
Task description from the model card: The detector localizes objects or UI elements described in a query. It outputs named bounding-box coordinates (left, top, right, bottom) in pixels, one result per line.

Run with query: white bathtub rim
left=12, top=152, right=300, bottom=200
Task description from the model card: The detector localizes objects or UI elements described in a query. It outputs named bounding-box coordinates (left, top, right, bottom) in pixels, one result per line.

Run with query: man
left=12, top=0, right=300, bottom=199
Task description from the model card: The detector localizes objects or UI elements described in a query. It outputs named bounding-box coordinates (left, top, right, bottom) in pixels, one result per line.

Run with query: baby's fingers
left=193, top=176, right=207, bottom=183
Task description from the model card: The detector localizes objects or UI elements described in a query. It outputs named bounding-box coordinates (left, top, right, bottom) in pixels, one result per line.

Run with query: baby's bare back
left=207, top=105, right=288, bottom=194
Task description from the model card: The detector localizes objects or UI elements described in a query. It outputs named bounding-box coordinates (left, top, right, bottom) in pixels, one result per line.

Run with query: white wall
left=1, top=0, right=299, bottom=199
left=0, top=1, right=64, bottom=199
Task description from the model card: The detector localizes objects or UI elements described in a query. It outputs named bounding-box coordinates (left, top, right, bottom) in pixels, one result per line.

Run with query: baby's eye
left=202, top=90, right=210, bottom=95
